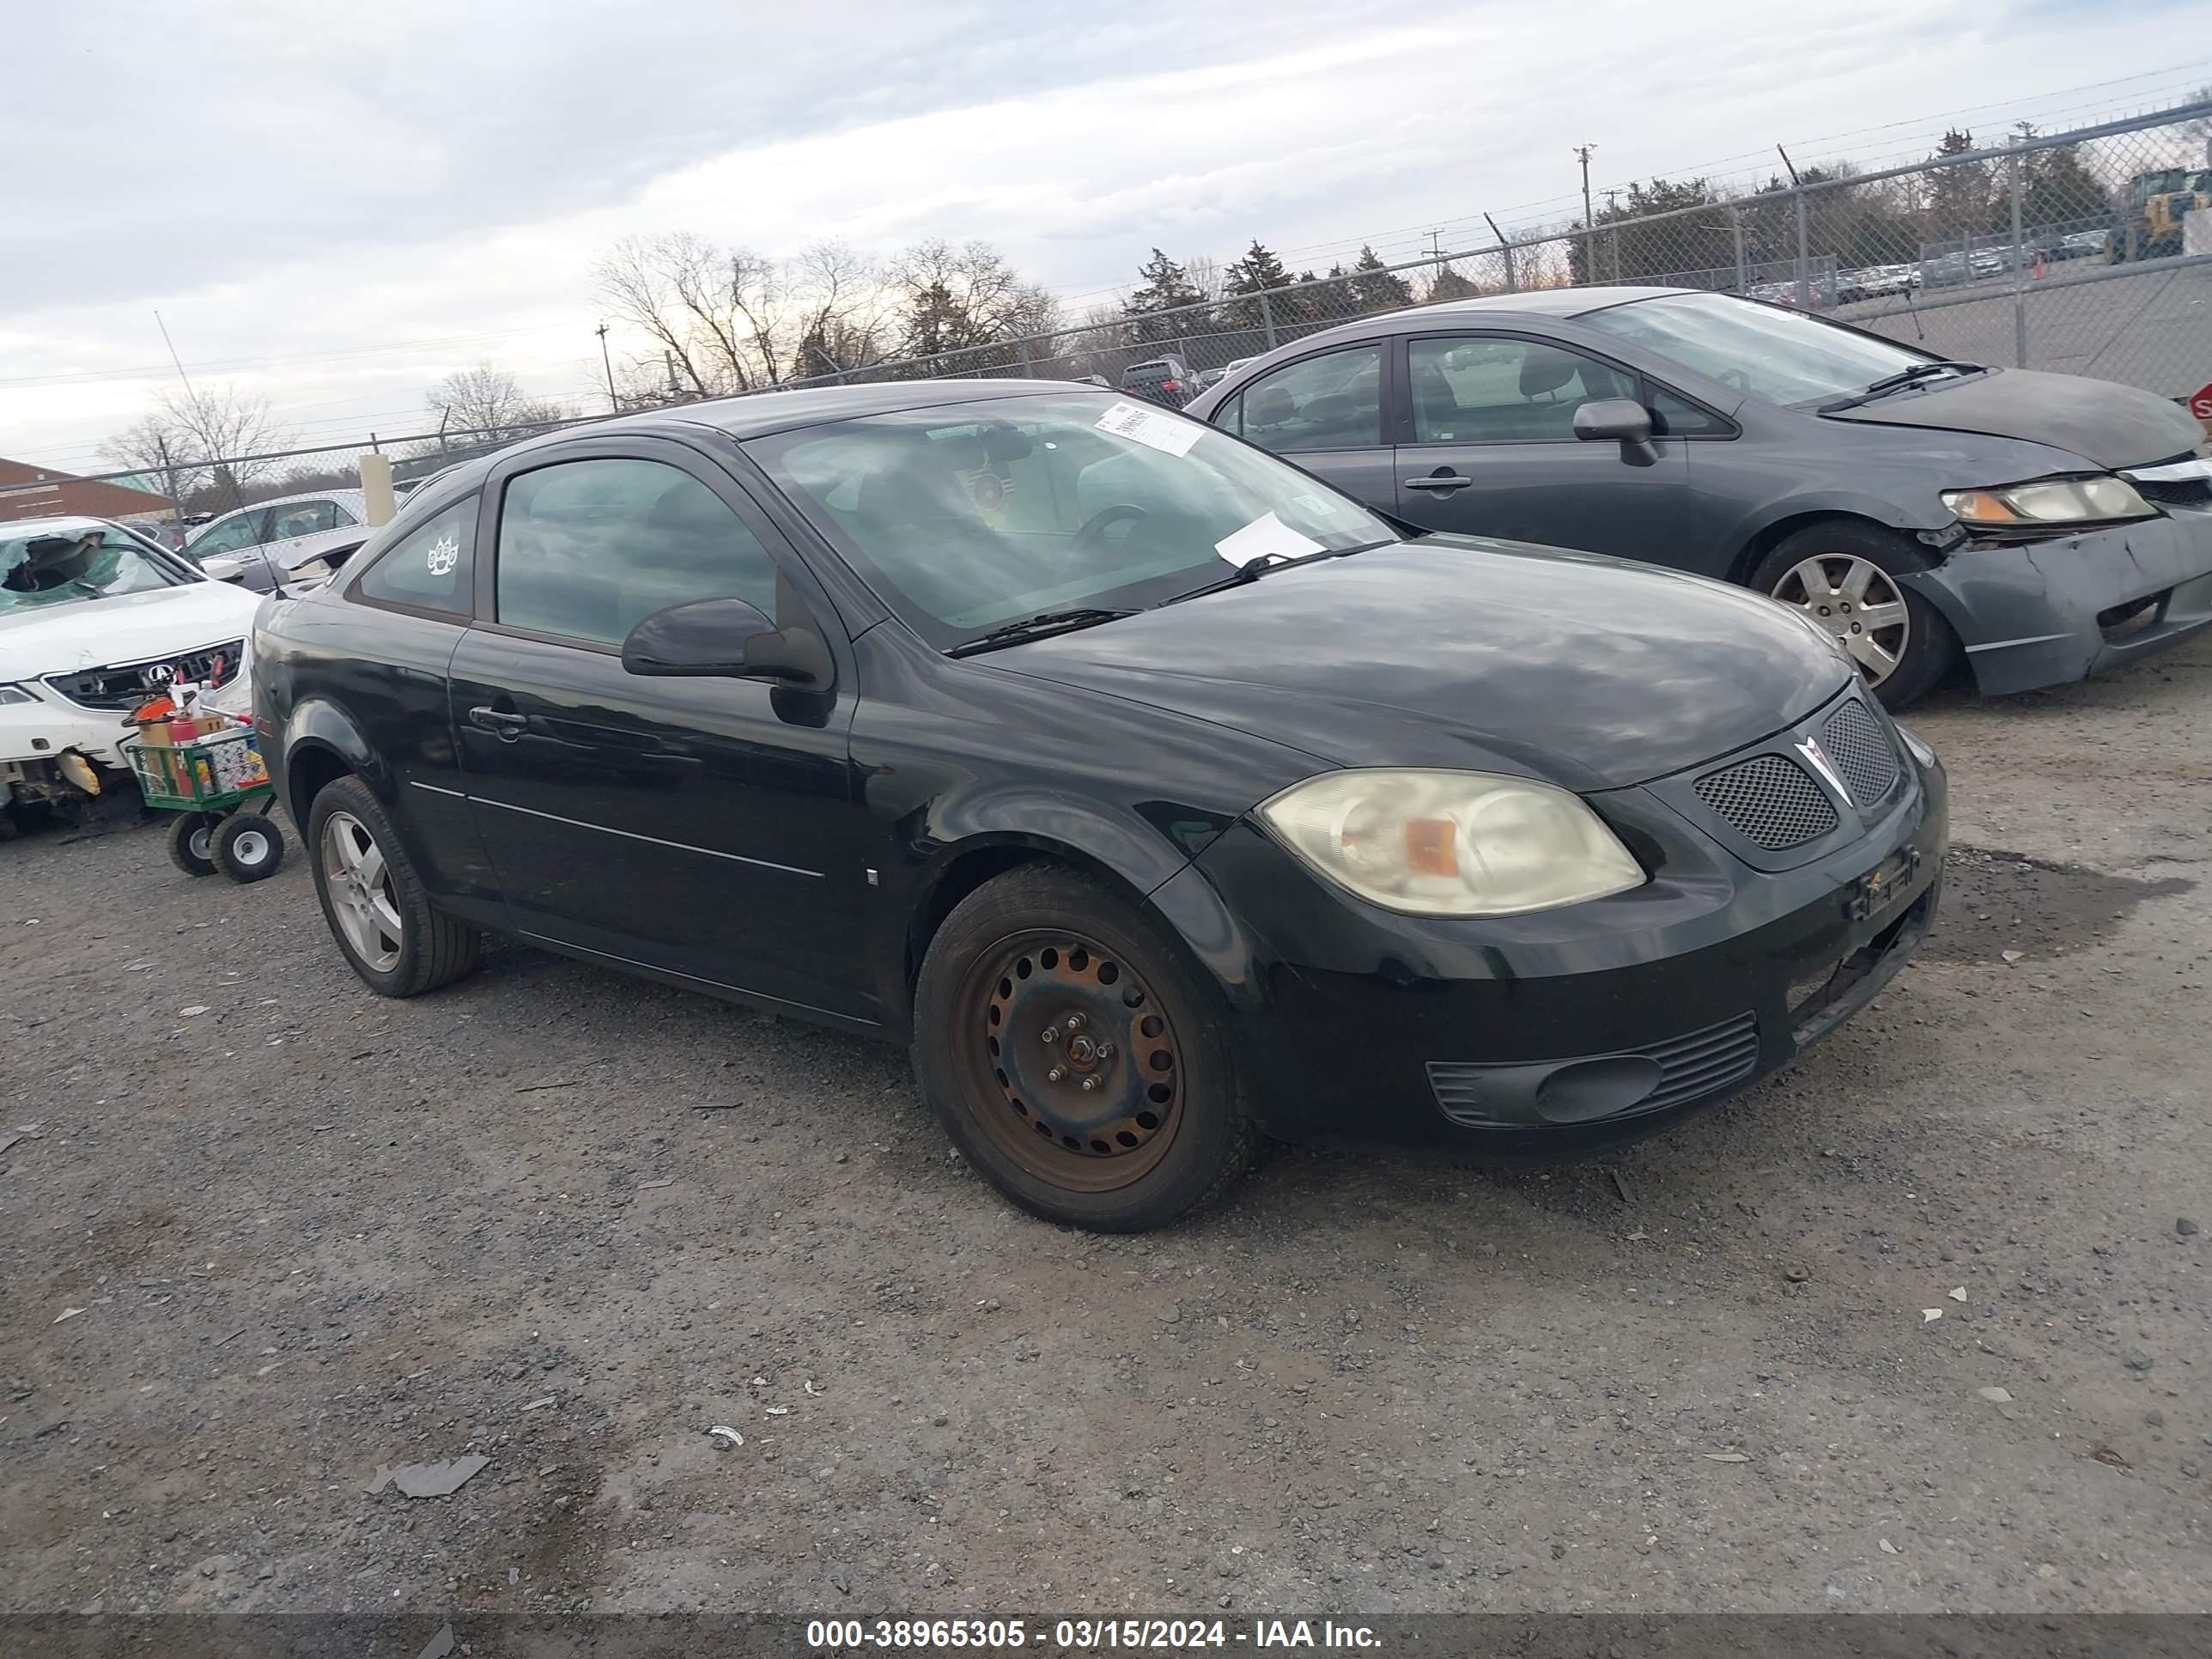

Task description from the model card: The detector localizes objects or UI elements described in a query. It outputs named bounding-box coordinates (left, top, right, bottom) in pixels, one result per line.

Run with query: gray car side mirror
left=1572, top=399, right=1655, bottom=445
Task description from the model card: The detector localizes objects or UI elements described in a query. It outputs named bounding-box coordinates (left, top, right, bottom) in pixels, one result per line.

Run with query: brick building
left=0, top=457, right=176, bottom=525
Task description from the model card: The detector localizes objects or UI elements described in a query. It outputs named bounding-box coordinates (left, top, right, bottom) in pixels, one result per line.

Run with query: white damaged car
left=2, top=516, right=262, bottom=833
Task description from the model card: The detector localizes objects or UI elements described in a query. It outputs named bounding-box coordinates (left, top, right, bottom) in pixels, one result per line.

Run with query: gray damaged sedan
left=1184, top=287, right=2212, bottom=707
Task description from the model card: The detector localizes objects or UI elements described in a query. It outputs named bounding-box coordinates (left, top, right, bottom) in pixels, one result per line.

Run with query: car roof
left=214, top=487, right=368, bottom=516
left=1209, top=287, right=1697, bottom=363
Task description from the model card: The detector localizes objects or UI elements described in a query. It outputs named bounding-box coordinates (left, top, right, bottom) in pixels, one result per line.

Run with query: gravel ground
left=3, top=641, right=2209, bottom=1622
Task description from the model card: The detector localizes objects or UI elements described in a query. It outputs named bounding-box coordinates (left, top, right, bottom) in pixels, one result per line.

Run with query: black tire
left=214, top=812, right=285, bottom=883
left=307, top=775, right=480, bottom=997
left=1750, top=521, right=1959, bottom=710
left=165, top=811, right=222, bottom=878
left=912, top=864, right=1256, bottom=1231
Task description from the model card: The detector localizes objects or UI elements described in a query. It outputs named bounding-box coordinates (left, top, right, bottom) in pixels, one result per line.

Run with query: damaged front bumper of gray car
left=1904, top=477, right=2212, bottom=698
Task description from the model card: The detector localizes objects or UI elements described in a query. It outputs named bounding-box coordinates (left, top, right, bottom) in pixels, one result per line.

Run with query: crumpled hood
left=1822, top=367, right=2204, bottom=470
left=0, top=580, right=263, bottom=682
left=995, top=538, right=1851, bottom=793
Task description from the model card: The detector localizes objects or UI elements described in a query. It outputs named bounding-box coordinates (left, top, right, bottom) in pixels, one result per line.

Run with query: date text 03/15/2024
left=805, top=1619, right=1382, bottom=1650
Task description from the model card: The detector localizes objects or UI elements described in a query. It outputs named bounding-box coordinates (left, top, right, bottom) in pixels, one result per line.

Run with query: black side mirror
left=621, top=598, right=835, bottom=690
left=1572, top=398, right=1655, bottom=445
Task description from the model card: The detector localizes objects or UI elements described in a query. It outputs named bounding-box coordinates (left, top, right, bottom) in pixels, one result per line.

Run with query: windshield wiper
left=1163, top=540, right=1396, bottom=605
left=946, top=607, right=1138, bottom=657
left=1819, top=361, right=1986, bottom=412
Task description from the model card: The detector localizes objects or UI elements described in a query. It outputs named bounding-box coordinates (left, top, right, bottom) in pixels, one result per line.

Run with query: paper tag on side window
left=1096, top=401, right=1201, bottom=457
left=1214, top=511, right=1327, bottom=568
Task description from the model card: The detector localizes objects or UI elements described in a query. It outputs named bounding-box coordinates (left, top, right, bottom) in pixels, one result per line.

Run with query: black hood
left=993, top=538, right=1850, bottom=793
left=1822, top=367, right=2203, bottom=469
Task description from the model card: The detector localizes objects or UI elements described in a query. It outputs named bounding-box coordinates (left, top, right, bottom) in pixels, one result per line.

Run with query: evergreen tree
left=1124, top=248, right=1207, bottom=345
left=1221, top=240, right=1293, bottom=338
left=1349, top=245, right=1413, bottom=312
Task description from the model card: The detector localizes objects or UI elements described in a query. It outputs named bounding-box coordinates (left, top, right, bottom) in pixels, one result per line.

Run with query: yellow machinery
left=2112, top=167, right=2212, bottom=261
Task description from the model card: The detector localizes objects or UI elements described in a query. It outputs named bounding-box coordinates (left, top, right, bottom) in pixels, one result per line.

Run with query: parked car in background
left=2, top=515, right=260, bottom=833
left=1119, top=356, right=1200, bottom=408
left=1916, top=252, right=1976, bottom=288
left=1838, top=264, right=1918, bottom=303
left=2053, top=229, right=2111, bottom=261
left=183, top=489, right=371, bottom=592
left=1184, top=286, right=2212, bottom=708
left=256, top=380, right=1943, bottom=1231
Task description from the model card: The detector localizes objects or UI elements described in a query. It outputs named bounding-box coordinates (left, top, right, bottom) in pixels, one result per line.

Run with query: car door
left=334, top=489, right=500, bottom=921
left=1390, top=332, right=1699, bottom=562
left=1211, top=342, right=1400, bottom=510
left=445, top=437, right=875, bottom=1023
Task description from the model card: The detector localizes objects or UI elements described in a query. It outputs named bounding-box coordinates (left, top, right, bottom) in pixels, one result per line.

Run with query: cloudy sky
left=3, top=0, right=2204, bottom=475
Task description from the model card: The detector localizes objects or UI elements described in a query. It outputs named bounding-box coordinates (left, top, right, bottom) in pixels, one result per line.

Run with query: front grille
left=43, top=640, right=244, bottom=710
left=1637, top=1012, right=1762, bottom=1113
left=1427, top=1011, right=1760, bottom=1127
left=1693, top=753, right=1838, bottom=849
left=1820, top=699, right=1901, bottom=805
left=2131, top=476, right=2212, bottom=507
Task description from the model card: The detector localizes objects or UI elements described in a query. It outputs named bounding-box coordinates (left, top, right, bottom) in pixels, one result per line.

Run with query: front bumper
left=1155, top=705, right=1948, bottom=1158
left=1905, top=507, right=2212, bottom=697
left=1, top=696, right=133, bottom=801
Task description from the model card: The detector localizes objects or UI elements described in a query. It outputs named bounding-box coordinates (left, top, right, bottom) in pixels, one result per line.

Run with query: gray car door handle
left=1403, top=472, right=1471, bottom=492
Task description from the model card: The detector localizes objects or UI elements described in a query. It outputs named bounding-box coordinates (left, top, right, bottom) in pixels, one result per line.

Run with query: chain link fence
left=26, top=97, right=2211, bottom=519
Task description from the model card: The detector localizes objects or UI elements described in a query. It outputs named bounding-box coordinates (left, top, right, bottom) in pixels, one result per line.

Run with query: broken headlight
left=1942, top=476, right=2154, bottom=528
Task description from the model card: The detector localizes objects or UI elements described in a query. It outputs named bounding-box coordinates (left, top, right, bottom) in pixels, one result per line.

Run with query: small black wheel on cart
left=214, top=812, right=285, bottom=883
left=166, top=811, right=223, bottom=878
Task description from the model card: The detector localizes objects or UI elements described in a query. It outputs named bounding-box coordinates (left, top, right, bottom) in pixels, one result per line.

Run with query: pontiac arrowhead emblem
left=1795, top=736, right=1852, bottom=806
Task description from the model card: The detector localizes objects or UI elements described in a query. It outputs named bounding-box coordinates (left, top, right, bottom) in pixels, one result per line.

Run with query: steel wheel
left=1771, top=553, right=1911, bottom=687
left=952, top=930, right=1184, bottom=1194
left=321, top=810, right=402, bottom=973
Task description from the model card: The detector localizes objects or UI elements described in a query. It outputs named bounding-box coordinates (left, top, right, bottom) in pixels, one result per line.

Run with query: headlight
left=0, top=683, right=39, bottom=706
left=1256, top=769, right=1645, bottom=916
left=1942, top=476, right=2154, bottom=526
left=1893, top=720, right=1937, bottom=769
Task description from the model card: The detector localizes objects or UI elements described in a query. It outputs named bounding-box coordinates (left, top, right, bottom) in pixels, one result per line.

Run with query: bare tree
left=425, top=362, right=573, bottom=443
left=100, top=384, right=291, bottom=510
left=890, top=239, right=1060, bottom=361
left=596, top=234, right=890, bottom=393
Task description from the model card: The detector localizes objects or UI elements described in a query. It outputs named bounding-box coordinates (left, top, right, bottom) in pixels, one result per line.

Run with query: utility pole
left=1575, top=145, right=1596, bottom=283
left=594, top=322, right=618, bottom=413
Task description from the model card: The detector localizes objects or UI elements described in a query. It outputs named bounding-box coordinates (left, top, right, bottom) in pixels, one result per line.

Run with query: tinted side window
left=268, top=500, right=342, bottom=540
left=1407, top=337, right=1638, bottom=442
left=354, top=497, right=477, bottom=616
left=494, top=458, right=781, bottom=647
left=1212, top=392, right=1244, bottom=437
left=1237, top=346, right=1382, bottom=453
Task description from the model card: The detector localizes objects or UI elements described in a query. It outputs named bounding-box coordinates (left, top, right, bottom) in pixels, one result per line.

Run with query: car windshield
left=1583, top=291, right=1936, bottom=405
left=0, top=526, right=192, bottom=612
left=747, top=392, right=1400, bottom=648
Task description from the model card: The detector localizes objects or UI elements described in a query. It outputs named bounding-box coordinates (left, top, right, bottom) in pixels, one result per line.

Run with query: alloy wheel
left=322, top=811, right=403, bottom=973
left=1771, top=554, right=1911, bottom=687
left=954, top=930, right=1184, bottom=1194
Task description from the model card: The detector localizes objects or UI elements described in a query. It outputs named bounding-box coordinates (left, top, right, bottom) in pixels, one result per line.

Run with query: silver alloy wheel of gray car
left=1770, top=553, right=1911, bottom=687
left=321, top=810, right=403, bottom=973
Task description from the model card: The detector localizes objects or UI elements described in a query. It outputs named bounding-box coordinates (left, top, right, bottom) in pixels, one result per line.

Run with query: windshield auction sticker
left=1096, top=400, right=1202, bottom=457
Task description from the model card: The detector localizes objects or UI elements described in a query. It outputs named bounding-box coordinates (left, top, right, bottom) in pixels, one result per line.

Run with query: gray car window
left=1408, top=337, right=1638, bottom=443
left=1582, top=292, right=1928, bottom=404
left=1235, top=346, right=1383, bottom=453
left=494, top=458, right=781, bottom=647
